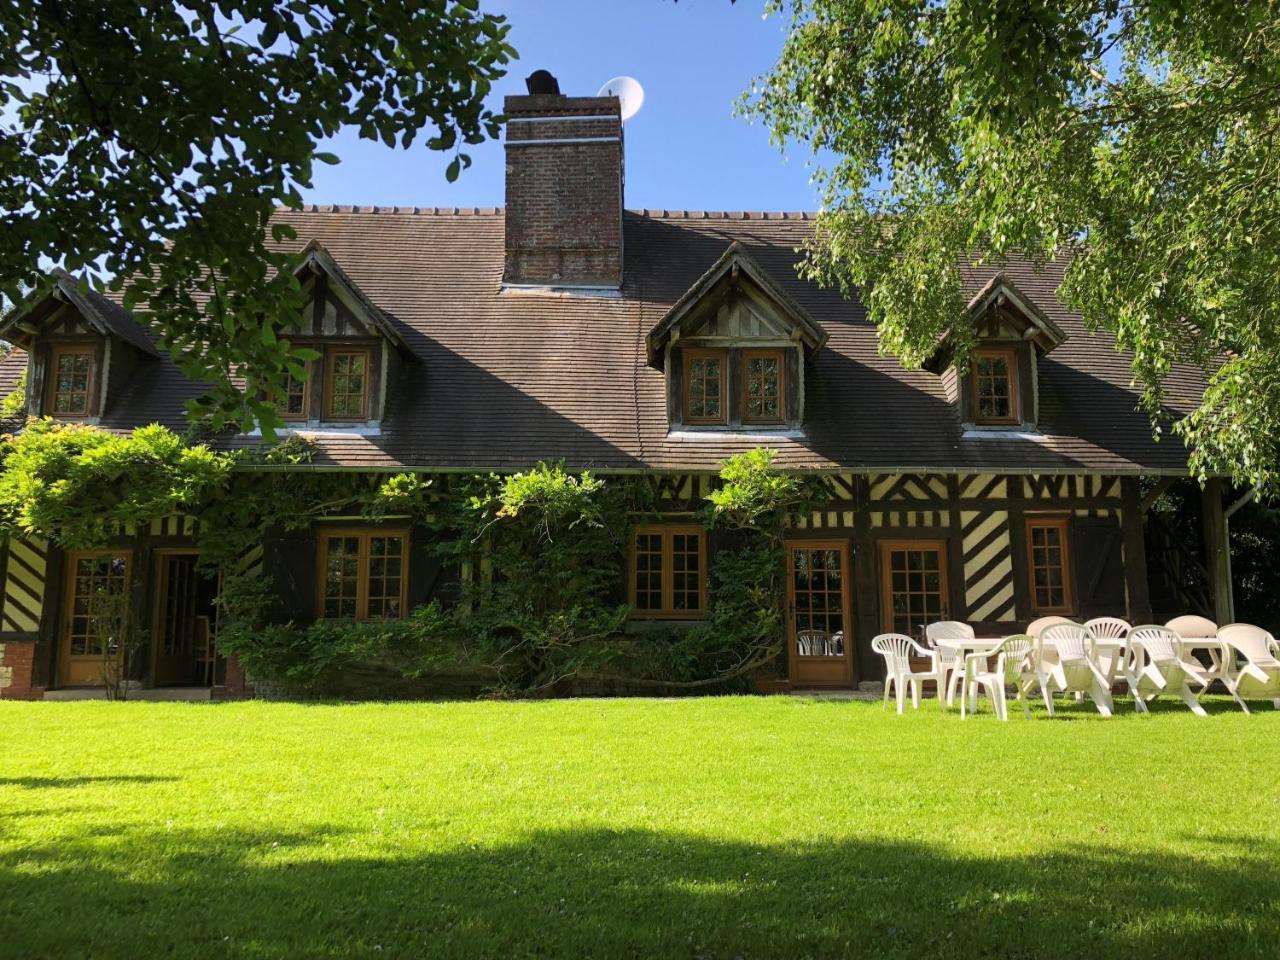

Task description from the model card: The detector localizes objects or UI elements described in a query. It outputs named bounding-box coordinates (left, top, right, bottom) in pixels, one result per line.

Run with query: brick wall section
left=0, top=641, right=45, bottom=699
left=212, top=654, right=255, bottom=700
left=503, top=93, right=623, bottom=288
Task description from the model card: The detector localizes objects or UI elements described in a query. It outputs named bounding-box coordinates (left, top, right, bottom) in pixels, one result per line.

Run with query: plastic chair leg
left=1178, top=684, right=1207, bottom=717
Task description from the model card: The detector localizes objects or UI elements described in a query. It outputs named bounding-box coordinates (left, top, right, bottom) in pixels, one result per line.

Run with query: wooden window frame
left=315, top=527, right=410, bottom=621
left=878, top=539, right=950, bottom=636
left=323, top=345, right=372, bottom=421
left=45, top=343, right=97, bottom=419
left=740, top=347, right=786, bottom=425
left=277, top=361, right=312, bottom=422
left=628, top=524, right=707, bottom=619
left=971, top=346, right=1020, bottom=425
left=1025, top=515, right=1074, bottom=614
left=681, top=348, right=727, bottom=426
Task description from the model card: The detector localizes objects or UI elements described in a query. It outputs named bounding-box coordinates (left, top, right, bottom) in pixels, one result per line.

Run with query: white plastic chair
left=1165, top=614, right=1226, bottom=685
left=1218, top=623, right=1280, bottom=714
left=925, top=620, right=973, bottom=707
left=871, top=633, right=944, bottom=715
left=1124, top=625, right=1210, bottom=716
left=1085, top=617, right=1131, bottom=686
left=1037, top=622, right=1114, bottom=717
left=961, top=635, right=1033, bottom=720
left=1026, top=615, right=1073, bottom=638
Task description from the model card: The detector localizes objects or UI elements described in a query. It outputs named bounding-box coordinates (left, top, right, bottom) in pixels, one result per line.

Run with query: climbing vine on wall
left=0, top=418, right=826, bottom=698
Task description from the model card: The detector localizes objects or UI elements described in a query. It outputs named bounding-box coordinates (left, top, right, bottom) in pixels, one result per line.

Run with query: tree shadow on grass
left=0, top=775, right=179, bottom=789
left=0, top=824, right=1275, bottom=959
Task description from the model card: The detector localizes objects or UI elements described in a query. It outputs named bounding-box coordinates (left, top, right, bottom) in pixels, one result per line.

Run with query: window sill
left=667, top=427, right=806, bottom=441
left=962, top=427, right=1045, bottom=442
left=249, top=422, right=382, bottom=438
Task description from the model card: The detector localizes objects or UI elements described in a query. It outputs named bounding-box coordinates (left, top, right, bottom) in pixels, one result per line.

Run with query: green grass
left=1, top=696, right=1278, bottom=959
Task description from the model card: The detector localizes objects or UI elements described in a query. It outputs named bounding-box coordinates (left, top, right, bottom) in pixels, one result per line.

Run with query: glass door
left=788, top=541, right=853, bottom=688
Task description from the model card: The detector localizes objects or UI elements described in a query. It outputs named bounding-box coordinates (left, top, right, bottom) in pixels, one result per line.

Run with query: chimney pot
left=525, top=70, right=561, bottom=96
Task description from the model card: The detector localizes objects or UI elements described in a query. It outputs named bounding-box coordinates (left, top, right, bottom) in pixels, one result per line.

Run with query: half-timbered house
left=0, top=73, right=1229, bottom=698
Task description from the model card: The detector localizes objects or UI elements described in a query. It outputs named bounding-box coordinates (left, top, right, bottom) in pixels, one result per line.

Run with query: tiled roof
left=3, top=209, right=1206, bottom=475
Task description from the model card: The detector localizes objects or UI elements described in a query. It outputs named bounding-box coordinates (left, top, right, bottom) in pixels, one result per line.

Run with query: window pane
left=633, top=532, right=664, bottom=610
left=68, top=554, right=128, bottom=657
left=976, top=354, right=1014, bottom=421
left=367, top=536, right=405, bottom=619
left=1028, top=522, right=1068, bottom=611
left=328, top=353, right=368, bottom=418
left=687, top=356, right=723, bottom=421
left=745, top=354, right=782, bottom=421
left=51, top=351, right=92, bottom=415
left=281, top=369, right=308, bottom=417
left=323, top=536, right=361, bottom=619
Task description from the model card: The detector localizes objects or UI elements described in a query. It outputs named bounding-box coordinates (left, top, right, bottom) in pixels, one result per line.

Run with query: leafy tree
left=0, top=1, right=513, bottom=432
left=745, top=1, right=1280, bottom=493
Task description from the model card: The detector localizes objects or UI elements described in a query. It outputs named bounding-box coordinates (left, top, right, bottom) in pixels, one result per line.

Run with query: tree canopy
left=745, top=0, right=1280, bottom=493
left=0, top=0, right=513, bottom=433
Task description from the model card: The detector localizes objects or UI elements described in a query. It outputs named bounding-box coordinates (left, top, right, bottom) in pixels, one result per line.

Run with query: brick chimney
left=503, top=71, right=623, bottom=289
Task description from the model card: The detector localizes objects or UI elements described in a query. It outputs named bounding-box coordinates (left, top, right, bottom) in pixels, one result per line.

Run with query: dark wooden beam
left=945, top=475, right=966, bottom=621
left=1200, top=477, right=1233, bottom=624
left=1006, top=475, right=1031, bottom=622
left=852, top=477, right=881, bottom=682
left=1120, top=478, right=1153, bottom=624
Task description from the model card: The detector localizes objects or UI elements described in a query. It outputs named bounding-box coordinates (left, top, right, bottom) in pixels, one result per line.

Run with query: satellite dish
left=597, top=76, right=645, bottom=122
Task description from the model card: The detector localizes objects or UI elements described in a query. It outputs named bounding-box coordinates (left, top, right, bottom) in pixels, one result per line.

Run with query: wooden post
left=1201, top=478, right=1233, bottom=624
left=852, top=477, right=881, bottom=682
left=1119, top=478, right=1153, bottom=624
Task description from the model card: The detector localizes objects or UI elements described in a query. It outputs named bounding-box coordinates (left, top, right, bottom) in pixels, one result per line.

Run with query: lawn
left=1, top=696, right=1278, bottom=959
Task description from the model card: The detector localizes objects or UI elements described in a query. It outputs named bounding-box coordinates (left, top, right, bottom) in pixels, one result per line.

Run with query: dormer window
left=260, top=241, right=411, bottom=432
left=926, top=274, right=1069, bottom=434
left=647, top=243, right=828, bottom=434
left=324, top=346, right=370, bottom=421
left=47, top=344, right=95, bottom=417
left=972, top=347, right=1018, bottom=425
left=742, top=348, right=784, bottom=424
left=683, top=349, right=726, bottom=424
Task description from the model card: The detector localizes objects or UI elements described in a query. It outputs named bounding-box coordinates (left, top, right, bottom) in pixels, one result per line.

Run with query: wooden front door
left=879, top=540, right=950, bottom=639
left=787, top=541, right=854, bottom=688
left=152, top=551, right=204, bottom=686
left=58, top=551, right=131, bottom=686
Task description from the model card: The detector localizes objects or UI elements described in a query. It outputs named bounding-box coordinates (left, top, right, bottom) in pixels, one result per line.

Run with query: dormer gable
left=927, top=274, right=1068, bottom=431
left=0, top=274, right=158, bottom=422
left=270, top=242, right=410, bottom=427
left=647, top=243, right=827, bottom=431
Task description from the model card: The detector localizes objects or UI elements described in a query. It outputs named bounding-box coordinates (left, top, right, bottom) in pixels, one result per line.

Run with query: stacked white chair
left=1123, top=625, right=1210, bottom=716
left=1036, top=622, right=1114, bottom=716
left=1026, top=615, right=1074, bottom=639
left=1217, top=623, right=1280, bottom=714
left=960, top=635, right=1033, bottom=721
left=871, top=633, right=945, bottom=715
left=1165, top=615, right=1225, bottom=687
left=1085, top=617, right=1132, bottom=687
left=924, top=620, right=973, bottom=707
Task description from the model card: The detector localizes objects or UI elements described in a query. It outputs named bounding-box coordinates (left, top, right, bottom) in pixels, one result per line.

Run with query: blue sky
left=304, top=1, right=821, bottom=213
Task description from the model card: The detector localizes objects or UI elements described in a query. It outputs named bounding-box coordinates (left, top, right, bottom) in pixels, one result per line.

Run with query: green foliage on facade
left=215, top=450, right=823, bottom=697
left=0, top=420, right=231, bottom=549
left=0, top=420, right=823, bottom=697
left=0, top=367, right=27, bottom=419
